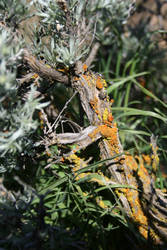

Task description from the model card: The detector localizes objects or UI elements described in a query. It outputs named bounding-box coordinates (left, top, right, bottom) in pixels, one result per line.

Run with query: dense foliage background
left=0, top=0, right=167, bottom=249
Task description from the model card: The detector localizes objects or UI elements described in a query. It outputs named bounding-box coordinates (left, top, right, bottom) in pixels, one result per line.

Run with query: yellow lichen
left=67, top=154, right=87, bottom=178
left=102, top=108, right=113, bottom=126
left=96, top=197, right=108, bottom=209
left=122, top=154, right=157, bottom=240
left=102, top=108, right=109, bottom=122
left=150, top=143, right=159, bottom=173
left=67, top=154, right=111, bottom=186
left=66, top=71, right=161, bottom=243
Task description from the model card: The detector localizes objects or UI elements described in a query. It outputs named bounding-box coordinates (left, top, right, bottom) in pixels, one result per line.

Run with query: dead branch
left=69, top=70, right=167, bottom=247
left=22, top=44, right=167, bottom=246
left=23, top=49, right=69, bottom=85
left=22, top=43, right=167, bottom=246
left=2, top=0, right=166, bottom=247
left=39, top=125, right=101, bottom=151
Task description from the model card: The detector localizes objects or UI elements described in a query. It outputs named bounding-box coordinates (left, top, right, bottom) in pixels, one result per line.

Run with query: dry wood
left=23, top=49, right=69, bottom=85
left=23, top=50, right=167, bottom=247
left=19, top=2, right=167, bottom=239
left=2, top=0, right=167, bottom=247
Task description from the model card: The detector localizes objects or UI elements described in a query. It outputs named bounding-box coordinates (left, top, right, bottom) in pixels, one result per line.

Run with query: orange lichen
left=73, top=76, right=79, bottom=81
left=46, top=150, right=51, bottom=157
left=142, top=154, right=151, bottom=166
left=89, top=97, right=99, bottom=115
left=100, top=125, right=118, bottom=142
left=125, top=154, right=151, bottom=191
left=88, top=124, right=119, bottom=157
left=65, top=71, right=161, bottom=243
left=81, top=73, right=95, bottom=86
left=88, top=127, right=99, bottom=141
left=57, top=67, right=69, bottom=74
left=96, top=76, right=104, bottom=89
left=67, top=154, right=86, bottom=169
left=79, top=72, right=107, bottom=89
left=103, top=120, right=112, bottom=126
left=102, top=108, right=114, bottom=126
left=31, top=73, right=39, bottom=79
left=89, top=125, right=117, bottom=143
left=67, top=154, right=87, bottom=180
left=108, top=113, right=114, bottom=122
left=82, top=64, right=88, bottom=72
left=60, top=157, right=65, bottom=162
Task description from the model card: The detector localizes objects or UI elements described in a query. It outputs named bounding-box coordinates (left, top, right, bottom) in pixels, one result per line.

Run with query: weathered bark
left=72, top=69, right=167, bottom=247
left=23, top=49, right=69, bottom=85
left=24, top=51, right=167, bottom=248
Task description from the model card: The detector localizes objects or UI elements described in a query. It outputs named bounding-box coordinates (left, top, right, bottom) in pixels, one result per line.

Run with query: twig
left=48, top=90, right=78, bottom=133
left=17, top=72, right=37, bottom=85
left=41, top=109, right=52, bottom=134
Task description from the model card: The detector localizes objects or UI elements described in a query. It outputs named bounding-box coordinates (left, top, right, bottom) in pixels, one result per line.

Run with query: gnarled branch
left=23, top=49, right=69, bottom=85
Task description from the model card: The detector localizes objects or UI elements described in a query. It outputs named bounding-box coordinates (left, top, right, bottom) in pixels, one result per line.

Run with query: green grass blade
left=39, top=176, right=68, bottom=195
left=119, top=129, right=151, bottom=136
left=112, top=107, right=167, bottom=122
left=107, top=72, right=148, bottom=94
left=75, top=152, right=124, bottom=175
